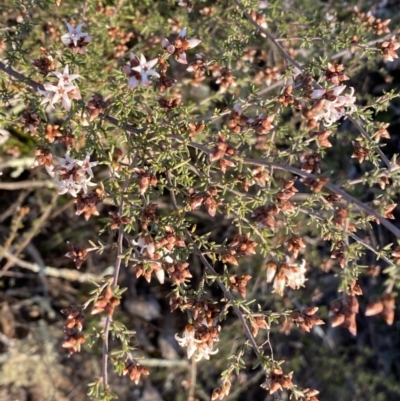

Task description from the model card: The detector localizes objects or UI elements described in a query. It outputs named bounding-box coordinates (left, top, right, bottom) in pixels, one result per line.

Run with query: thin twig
left=101, top=153, right=138, bottom=391
left=232, top=0, right=392, bottom=171
left=1, top=248, right=114, bottom=281
left=0, top=180, right=58, bottom=190
left=165, top=171, right=261, bottom=358
left=244, top=157, right=400, bottom=237
left=186, top=139, right=400, bottom=237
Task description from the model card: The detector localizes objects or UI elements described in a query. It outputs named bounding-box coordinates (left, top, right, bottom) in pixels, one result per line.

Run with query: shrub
left=1, top=0, right=400, bottom=400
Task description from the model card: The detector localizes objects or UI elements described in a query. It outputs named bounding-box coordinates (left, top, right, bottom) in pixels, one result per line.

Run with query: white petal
left=141, top=72, right=150, bottom=87
left=61, top=94, right=71, bottom=111
left=128, top=76, right=139, bottom=89
left=187, top=341, right=196, bottom=359
left=332, top=85, right=346, bottom=96
left=146, top=242, right=155, bottom=256
left=129, top=52, right=138, bottom=61
left=146, top=69, right=160, bottom=78
left=61, top=34, right=71, bottom=45
left=164, top=255, right=174, bottom=264
left=311, top=89, right=326, bottom=99
left=179, top=28, right=187, bottom=38
left=186, top=39, right=201, bottom=49
left=139, top=53, right=147, bottom=66
left=155, top=269, right=165, bottom=284
left=176, top=53, right=187, bottom=64
left=161, top=38, right=171, bottom=49
left=145, top=57, right=158, bottom=70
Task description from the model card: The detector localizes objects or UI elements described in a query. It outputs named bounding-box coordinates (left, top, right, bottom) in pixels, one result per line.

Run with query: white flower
left=270, top=260, right=307, bottom=295
left=133, top=235, right=156, bottom=257
left=194, top=342, right=219, bottom=361
left=58, top=153, right=77, bottom=170
left=61, top=23, right=92, bottom=47
left=76, top=153, right=98, bottom=177
left=154, top=267, right=165, bottom=285
left=266, top=262, right=277, bottom=283
left=52, top=65, right=80, bottom=86
left=335, top=87, right=357, bottom=112
left=281, top=259, right=307, bottom=290
left=132, top=235, right=174, bottom=271
left=57, top=175, right=81, bottom=197
left=175, top=325, right=198, bottom=359
left=272, top=270, right=286, bottom=295
left=123, top=53, right=159, bottom=89
left=39, top=83, right=80, bottom=111
left=232, top=102, right=244, bottom=115
left=177, top=0, right=193, bottom=12
left=39, top=65, right=81, bottom=111
left=76, top=175, right=97, bottom=193
left=161, top=28, right=201, bottom=64
left=175, top=324, right=219, bottom=361
left=312, top=85, right=357, bottom=127
left=53, top=153, right=97, bottom=197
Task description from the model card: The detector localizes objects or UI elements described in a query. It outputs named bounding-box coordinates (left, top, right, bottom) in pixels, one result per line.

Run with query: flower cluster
left=65, top=241, right=88, bottom=269
left=122, top=360, right=149, bottom=384
left=61, top=306, right=85, bottom=355
left=39, top=65, right=81, bottom=111
left=162, top=28, right=201, bottom=64
left=61, top=23, right=92, bottom=53
left=262, top=367, right=294, bottom=394
left=330, top=281, right=362, bottom=336
left=20, top=111, right=40, bottom=134
left=354, top=7, right=391, bottom=36
left=75, top=187, right=104, bottom=220
left=227, top=103, right=276, bottom=139
left=122, top=53, right=160, bottom=89
left=290, top=307, right=325, bottom=332
left=32, top=47, right=56, bottom=75
left=133, top=168, right=158, bottom=194
left=133, top=226, right=186, bottom=284
left=91, top=286, right=120, bottom=317
left=209, top=133, right=237, bottom=173
left=365, top=293, right=395, bottom=325
left=222, top=233, right=257, bottom=265
left=377, top=36, right=400, bottom=62
left=187, top=186, right=222, bottom=217
left=175, top=300, right=220, bottom=361
left=266, top=259, right=307, bottom=296
left=229, top=274, right=252, bottom=297
left=309, top=85, right=357, bottom=127
left=251, top=178, right=298, bottom=231
left=50, top=153, right=98, bottom=197
left=212, top=380, right=231, bottom=400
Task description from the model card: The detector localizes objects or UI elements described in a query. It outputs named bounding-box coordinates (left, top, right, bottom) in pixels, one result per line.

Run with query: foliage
left=1, top=0, right=400, bottom=400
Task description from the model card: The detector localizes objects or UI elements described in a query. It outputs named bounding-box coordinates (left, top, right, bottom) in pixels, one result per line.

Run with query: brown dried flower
left=92, top=286, right=120, bottom=317
left=86, top=93, right=108, bottom=121
left=377, top=36, right=400, bottom=62
left=32, top=48, right=56, bottom=75
left=229, top=274, right=252, bottom=297
left=65, top=241, right=88, bottom=269
left=123, top=360, right=149, bottom=384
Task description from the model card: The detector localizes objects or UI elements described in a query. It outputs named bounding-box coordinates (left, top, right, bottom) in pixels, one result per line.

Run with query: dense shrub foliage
left=1, top=0, right=400, bottom=400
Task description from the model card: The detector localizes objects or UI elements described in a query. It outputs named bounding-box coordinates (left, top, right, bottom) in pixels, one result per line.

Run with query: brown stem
left=101, top=155, right=137, bottom=391
left=186, top=139, right=400, bottom=238
left=0, top=61, right=43, bottom=91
